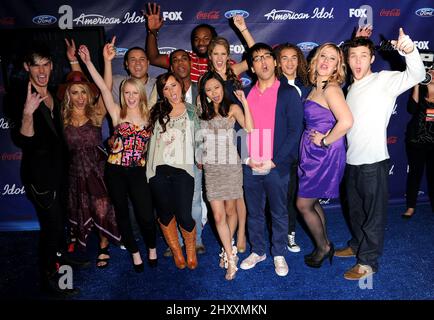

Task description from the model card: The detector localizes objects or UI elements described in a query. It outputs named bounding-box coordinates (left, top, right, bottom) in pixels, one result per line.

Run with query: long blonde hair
left=119, top=78, right=149, bottom=121
left=308, top=43, right=346, bottom=86
left=62, top=83, right=103, bottom=127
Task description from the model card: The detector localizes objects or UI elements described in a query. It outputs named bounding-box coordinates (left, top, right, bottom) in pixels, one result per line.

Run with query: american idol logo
left=158, top=47, right=177, bottom=55
left=32, top=15, right=57, bottom=25
left=297, top=42, right=319, bottom=52
left=415, top=8, right=434, bottom=17
left=240, top=77, right=252, bottom=88
left=224, top=10, right=249, bottom=19
left=115, top=48, right=128, bottom=58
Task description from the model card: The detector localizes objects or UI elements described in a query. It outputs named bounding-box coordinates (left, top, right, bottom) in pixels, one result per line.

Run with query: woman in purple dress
left=59, top=71, right=121, bottom=268
left=296, top=43, right=353, bottom=268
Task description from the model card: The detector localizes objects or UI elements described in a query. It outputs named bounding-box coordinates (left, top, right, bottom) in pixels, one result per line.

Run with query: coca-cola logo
left=379, top=8, right=400, bottom=17
left=1, top=152, right=22, bottom=161
left=196, top=11, right=220, bottom=20
left=0, top=17, right=15, bottom=25
left=2, top=184, right=26, bottom=196
left=387, top=136, right=398, bottom=144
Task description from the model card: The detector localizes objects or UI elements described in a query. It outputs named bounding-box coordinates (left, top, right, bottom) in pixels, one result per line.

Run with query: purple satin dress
left=298, top=100, right=346, bottom=198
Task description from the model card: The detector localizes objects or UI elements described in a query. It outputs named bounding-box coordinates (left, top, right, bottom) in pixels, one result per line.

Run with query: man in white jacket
left=335, top=28, right=425, bottom=280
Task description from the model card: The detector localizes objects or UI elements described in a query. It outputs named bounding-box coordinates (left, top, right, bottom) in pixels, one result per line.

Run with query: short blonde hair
left=308, top=43, right=346, bottom=86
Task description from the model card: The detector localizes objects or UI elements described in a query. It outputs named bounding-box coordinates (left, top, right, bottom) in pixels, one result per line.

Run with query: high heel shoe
left=132, top=252, right=144, bottom=273
left=147, top=257, right=158, bottom=268
left=304, top=248, right=317, bottom=261
left=225, top=249, right=238, bottom=281
left=237, top=235, right=246, bottom=254
left=304, top=243, right=334, bottom=268
left=133, top=262, right=144, bottom=273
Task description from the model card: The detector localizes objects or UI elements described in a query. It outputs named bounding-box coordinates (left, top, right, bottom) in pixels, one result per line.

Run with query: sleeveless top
left=107, top=122, right=152, bottom=167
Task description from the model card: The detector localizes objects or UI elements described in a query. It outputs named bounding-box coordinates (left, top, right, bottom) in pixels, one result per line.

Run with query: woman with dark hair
left=403, top=66, right=434, bottom=217
left=79, top=44, right=157, bottom=273
left=199, top=71, right=253, bottom=280
left=147, top=72, right=199, bottom=270
left=296, top=43, right=353, bottom=268
left=58, top=71, right=120, bottom=268
left=206, top=31, right=255, bottom=254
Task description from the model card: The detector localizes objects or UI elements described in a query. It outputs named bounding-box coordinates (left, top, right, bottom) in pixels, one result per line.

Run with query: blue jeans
left=346, top=160, right=389, bottom=272
left=243, top=165, right=289, bottom=256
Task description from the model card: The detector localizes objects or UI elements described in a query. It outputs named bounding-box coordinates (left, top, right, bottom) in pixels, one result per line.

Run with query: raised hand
left=234, top=90, right=247, bottom=104
left=143, top=2, right=163, bottom=32
left=103, top=36, right=117, bottom=61
left=65, top=38, right=78, bottom=61
left=390, top=27, right=414, bottom=54
left=78, top=45, right=92, bottom=64
left=355, top=24, right=373, bottom=38
left=23, top=81, right=47, bottom=116
left=233, top=14, right=247, bottom=31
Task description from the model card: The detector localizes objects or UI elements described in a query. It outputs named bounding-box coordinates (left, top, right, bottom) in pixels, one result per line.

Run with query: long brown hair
left=207, top=36, right=241, bottom=89
left=119, top=78, right=149, bottom=121
left=151, top=72, right=185, bottom=133
left=274, top=43, right=309, bottom=87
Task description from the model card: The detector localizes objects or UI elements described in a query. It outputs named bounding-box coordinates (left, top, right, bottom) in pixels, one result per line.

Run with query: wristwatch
left=320, top=137, right=330, bottom=149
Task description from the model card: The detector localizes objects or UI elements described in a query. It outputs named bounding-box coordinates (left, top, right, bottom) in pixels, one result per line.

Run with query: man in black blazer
left=11, top=43, right=82, bottom=296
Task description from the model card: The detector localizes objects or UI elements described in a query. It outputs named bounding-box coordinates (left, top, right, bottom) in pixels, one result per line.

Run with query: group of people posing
left=11, top=2, right=426, bottom=297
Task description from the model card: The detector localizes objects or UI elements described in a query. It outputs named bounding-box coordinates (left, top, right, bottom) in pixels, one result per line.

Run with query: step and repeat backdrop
left=0, top=1, right=433, bottom=230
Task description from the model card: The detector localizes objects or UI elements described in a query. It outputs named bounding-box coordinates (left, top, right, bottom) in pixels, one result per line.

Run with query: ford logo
left=115, top=48, right=128, bottom=57
left=224, top=10, right=249, bottom=19
left=240, top=77, right=252, bottom=88
left=32, top=15, right=57, bottom=25
left=158, top=47, right=177, bottom=55
left=415, top=8, right=434, bottom=17
left=297, top=42, right=319, bottom=52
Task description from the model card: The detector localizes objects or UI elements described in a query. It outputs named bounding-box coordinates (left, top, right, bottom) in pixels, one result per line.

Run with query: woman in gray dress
left=198, top=72, right=253, bottom=280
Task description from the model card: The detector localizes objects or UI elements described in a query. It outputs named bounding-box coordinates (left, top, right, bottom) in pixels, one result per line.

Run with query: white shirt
left=287, top=79, right=302, bottom=97
left=185, top=85, right=193, bottom=104
left=346, top=49, right=425, bottom=165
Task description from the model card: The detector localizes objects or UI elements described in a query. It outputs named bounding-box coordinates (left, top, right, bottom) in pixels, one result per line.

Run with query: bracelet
left=240, top=28, right=247, bottom=33
left=69, top=60, right=79, bottom=64
left=148, top=30, right=158, bottom=38
left=320, top=137, right=330, bottom=149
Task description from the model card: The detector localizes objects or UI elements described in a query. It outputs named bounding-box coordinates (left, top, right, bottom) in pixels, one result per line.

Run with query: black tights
left=297, top=197, right=330, bottom=255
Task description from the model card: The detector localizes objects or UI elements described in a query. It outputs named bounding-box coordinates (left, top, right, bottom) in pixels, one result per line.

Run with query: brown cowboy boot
left=180, top=226, right=198, bottom=270
left=158, top=218, right=186, bottom=269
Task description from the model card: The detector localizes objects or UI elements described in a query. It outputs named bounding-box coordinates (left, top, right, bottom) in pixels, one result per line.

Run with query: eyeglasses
left=252, top=52, right=273, bottom=63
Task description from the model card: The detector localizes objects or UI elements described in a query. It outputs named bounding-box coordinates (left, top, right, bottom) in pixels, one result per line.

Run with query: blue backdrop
left=0, top=0, right=433, bottom=230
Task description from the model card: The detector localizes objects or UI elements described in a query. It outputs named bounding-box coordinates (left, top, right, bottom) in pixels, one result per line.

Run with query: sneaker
left=344, top=263, right=375, bottom=280
left=287, top=232, right=301, bottom=253
left=240, top=252, right=266, bottom=270
left=163, top=246, right=185, bottom=257
left=196, top=244, right=206, bottom=255
left=273, top=256, right=289, bottom=276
